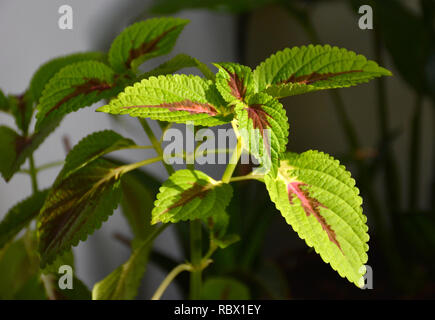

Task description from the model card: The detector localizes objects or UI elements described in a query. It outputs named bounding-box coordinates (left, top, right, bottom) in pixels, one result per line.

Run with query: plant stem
left=139, top=118, right=174, bottom=175
left=117, top=156, right=163, bottom=176
left=221, top=137, right=242, bottom=183
left=229, top=174, right=264, bottom=183
left=189, top=219, right=202, bottom=300
left=222, top=123, right=242, bottom=183
left=151, top=263, right=192, bottom=300
left=35, top=160, right=64, bottom=173
left=28, top=155, right=38, bottom=193
left=409, top=94, right=423, bottom=210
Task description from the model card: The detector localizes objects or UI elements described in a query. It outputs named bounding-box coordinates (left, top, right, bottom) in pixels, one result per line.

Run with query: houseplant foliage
left=0, top=16, right=390, bottom=299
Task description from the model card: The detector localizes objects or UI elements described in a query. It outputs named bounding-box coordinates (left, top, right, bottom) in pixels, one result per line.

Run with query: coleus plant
left=0, top=16, right=391, bottom=300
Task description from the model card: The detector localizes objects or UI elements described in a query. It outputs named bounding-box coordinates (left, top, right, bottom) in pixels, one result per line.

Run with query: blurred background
left=0, top=0, right=434, bottom=299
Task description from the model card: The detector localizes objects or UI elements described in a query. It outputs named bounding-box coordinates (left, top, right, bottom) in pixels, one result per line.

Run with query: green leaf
left=13, top=275, right=47, bottom=300
left=139, top=53, right=215, bottom=81
left=0, top=238, right=40, bottom=299
left=98, top=74, right=232, bottom=126
left=214, top=62, right=255, bottom=103
left=120, top=169, right=161, bottom=240
left=152, top=170, right=233, bottom=224
left=37, top=158, right=123, bottom=267
left=36, top=131, right=136, bottom=265
left=53, top=276, right=92, bottom=300
left=108, top=17, right=189, bottom=73
left=0, top=190, right=48, bottom=250
left=92, top=235, right=151, bottom=300
left=35, top=61, right=119, bottom=131
left=41, top=250, right=74, bottom=275
left=0, top=88, right=9, bottom=112
left=0, top=121, right=59, bottom=181
left=9, top=91, right=34, bottom=134
left=201, top=277, right=250, bottom=300
left=37, top=273, right=91, bottom=300
left=235, top=93, right=289, bottom=177
left=205, top=208, right=240, bottom=249
left=29, top=52, right=107, bottom=103
left=264, top=150, right=369, bottom=287
left=57, top=130, right=135, bottom=182
left=254, top=45, right=392, bottom=99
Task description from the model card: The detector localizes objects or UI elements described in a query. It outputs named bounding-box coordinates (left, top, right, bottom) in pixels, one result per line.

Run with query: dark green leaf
left=57, top=130, right=136, bottom=182
left=37, top=159, right=123, bottom=267
left=9, top=91, right=34, bottom=134
left=0, top=190, right=48, bottom=250
left=0, top=88, right=9, bottom=112
left=0, top=119, right=60, bottom=181
left=0, top=238, right=40, bottom=299
left=35, top=61, right=120, bottom=131
left=30, top=52, right=107, bottom=103
left=108, top=17, right=189, bottom=73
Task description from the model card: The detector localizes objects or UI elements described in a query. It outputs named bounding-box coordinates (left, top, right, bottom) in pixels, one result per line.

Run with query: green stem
left=229, top=174, right=264, bottom=183
left=189, top=219, right=202, bottom=300
left=28, top=155, right=38, bottom=193
left=35, top=160, right=64, bottom=173
left=409, top=94, right=423, bottom=210
left=151, top=263, right=192, bottom=300
left=222, top=122, right=242, bottom=183
left=117, top=156, right=163, bottom=177
left=139, top=118, right=174, bottom=175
